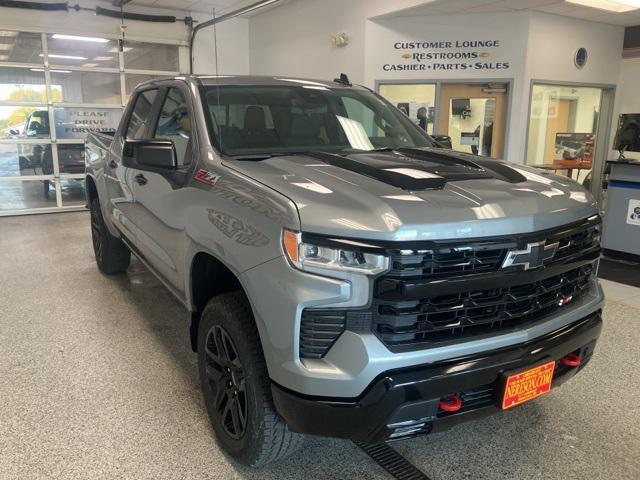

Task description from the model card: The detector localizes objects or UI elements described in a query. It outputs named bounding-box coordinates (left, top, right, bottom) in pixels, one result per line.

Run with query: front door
left=438, top=83, right=508, bottom=158
left=126, top=85, right=195, bottom=295
left=107, top=87, right=160, bottom=245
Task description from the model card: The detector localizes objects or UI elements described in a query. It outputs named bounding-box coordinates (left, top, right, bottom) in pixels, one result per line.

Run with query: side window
left=126, top=89, right=158, bottom=139
left=154, top=88, right=192, bottom=167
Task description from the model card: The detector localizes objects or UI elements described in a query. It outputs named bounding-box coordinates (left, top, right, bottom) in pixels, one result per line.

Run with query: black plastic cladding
left=276, top=312, right=602, bottom=443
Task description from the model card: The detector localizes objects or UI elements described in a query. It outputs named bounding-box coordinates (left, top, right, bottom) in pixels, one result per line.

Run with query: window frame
left=123, top=87, right=162, bottom=141
left=152, top=86, right=194, bottom=168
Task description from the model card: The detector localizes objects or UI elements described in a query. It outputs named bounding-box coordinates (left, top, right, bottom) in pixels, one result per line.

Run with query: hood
left=223, top=148, right=598, bottom=242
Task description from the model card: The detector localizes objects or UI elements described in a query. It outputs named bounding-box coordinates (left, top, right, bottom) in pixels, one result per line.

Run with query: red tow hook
left=559, top=353, right=582, bottom=367
left=439, top=394, right=463, bottom=412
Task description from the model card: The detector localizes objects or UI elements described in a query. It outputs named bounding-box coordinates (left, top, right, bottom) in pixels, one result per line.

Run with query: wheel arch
left=188, top=250, right=253, bottom=352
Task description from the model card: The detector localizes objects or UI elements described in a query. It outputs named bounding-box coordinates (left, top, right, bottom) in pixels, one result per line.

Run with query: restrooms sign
left=384, top=39, right=510, bottom=72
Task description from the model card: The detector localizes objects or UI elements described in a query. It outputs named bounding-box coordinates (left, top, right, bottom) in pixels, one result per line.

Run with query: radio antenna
left=212, top=7, right=223, bottom=151
left=213, top=7, right=219, bottom=77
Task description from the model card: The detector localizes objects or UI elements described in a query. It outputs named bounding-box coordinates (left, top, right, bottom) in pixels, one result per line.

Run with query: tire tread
left=90, top=198, right=130, bottom=275
left=200, top=292, right=304, bottom=467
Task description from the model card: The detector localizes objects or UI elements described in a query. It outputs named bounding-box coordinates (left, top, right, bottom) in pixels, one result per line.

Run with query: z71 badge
left=194, top=169, right=220, bottom=187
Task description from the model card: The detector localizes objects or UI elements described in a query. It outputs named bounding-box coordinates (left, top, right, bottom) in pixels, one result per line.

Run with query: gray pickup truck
left=85, top=75, right=604, bottom=467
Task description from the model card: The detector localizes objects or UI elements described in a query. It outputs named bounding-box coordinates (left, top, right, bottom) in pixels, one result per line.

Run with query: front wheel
left=198, top=291, right=304, bottom=467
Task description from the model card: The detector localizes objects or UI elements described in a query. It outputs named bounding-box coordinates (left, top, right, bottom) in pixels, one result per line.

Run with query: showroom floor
left=1, top=212, right=639, bottom=480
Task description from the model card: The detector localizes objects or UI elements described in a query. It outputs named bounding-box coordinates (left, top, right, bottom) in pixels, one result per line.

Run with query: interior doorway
left=438, top=83, right=509, bottom=158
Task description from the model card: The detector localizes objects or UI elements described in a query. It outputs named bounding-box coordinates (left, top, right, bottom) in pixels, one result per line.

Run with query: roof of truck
left=150, top=74, right=362, bottom=89
left=196, top=74, right=357, bottom=88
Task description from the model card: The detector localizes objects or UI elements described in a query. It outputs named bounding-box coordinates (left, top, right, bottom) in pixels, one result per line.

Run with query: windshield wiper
left=229, top=151, right=313, bottom=161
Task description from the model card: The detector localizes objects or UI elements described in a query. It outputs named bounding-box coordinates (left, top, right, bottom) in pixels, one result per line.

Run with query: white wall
left=525, top=13, right=624, bottom=85
left=249, top=0, right=370, bottom=83
left=192, top=18, right=250, bottom=75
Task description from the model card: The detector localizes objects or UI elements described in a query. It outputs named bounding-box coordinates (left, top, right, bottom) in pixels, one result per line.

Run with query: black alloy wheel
left=204, top=325, right=248, bottom=439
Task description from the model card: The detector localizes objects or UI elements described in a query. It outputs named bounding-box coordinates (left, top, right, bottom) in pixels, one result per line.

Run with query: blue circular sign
left=575, top=47, right=588, bottom=69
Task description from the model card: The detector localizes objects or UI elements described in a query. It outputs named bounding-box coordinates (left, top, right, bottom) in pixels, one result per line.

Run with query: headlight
left=282, top=229, right=389, bottom=275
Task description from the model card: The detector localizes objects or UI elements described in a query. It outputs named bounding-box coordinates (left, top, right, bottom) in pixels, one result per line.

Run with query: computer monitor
left=613, top=113, right=640, bottom=153
left=451, top=98, right=471, bottom=116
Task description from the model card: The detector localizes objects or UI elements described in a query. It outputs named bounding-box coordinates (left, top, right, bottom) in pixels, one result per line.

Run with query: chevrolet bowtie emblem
left=502, top=241, right=559, bottom=270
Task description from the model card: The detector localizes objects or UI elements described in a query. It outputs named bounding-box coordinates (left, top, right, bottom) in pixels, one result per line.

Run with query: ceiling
left=380, top=0, right=640, bottom=27
left=96, top=0, right=253, bottom=15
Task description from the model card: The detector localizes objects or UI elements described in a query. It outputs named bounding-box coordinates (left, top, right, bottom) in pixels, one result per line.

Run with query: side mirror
left=123, top=139, right=177, bottom=169
left=9, top=128, right=19, bottom=136
left=431, top=134, right=452, bottom=149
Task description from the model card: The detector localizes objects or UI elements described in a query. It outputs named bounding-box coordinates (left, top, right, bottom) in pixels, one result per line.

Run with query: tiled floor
left=1, top=212, right=639, bottom=480
left=599, top=278, right=640, bottom=306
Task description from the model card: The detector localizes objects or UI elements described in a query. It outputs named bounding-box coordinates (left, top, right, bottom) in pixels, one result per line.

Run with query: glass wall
left=526, top=84, right=603, bottom=184
left=0, top=30, right=184, bottom=215
left=378, top=84, right=436, bottom=134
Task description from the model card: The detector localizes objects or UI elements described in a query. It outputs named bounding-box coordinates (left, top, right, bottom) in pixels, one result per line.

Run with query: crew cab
left=85, top=75, right=604, bottom=466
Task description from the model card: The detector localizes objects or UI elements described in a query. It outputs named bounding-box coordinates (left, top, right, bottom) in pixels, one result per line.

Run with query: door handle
left=108, top=159, right=118, bottom=169
left=134, top=173, right=148, bottom=186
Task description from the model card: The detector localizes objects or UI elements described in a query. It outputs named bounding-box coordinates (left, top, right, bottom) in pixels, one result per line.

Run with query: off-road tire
left=89, top=197, right=130, bottom=274
left=198, top=291, right=304, bottom=467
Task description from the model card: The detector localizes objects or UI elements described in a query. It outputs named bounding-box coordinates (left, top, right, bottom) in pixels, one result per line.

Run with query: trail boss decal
left=194, top=169, right=220, bottom=187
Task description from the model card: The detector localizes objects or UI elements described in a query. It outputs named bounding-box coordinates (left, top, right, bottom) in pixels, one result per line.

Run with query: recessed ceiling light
left=566, top=0, right=640, bottom=12
left=40, top=53, right=87, bottom=60
left=108, top=46, right=131, bottom=53
left=92, top=56, right=113, bottom=61
left=30, top=68, right=72, bottom=73
left=81, top=63, right=99, bottom=68
left=52, top=34, right=109, bottom=43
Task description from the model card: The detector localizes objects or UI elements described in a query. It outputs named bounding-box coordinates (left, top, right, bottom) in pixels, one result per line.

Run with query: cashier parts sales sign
left=384, top=39, right=510, bottom=72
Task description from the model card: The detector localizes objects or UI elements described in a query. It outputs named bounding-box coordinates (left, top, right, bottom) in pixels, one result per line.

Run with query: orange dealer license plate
left=501, top=360, right=555, bottom=410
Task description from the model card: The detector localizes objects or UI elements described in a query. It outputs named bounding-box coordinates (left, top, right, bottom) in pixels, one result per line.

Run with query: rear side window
left=126, top=89, right=158, bottom=139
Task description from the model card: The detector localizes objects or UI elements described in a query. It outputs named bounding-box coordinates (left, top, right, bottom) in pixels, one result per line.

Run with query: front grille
left=299, top=218, right=600, bottom=357
left=372, top=264, right=593, bottom=348
left=387, top=218, right=600, bottom=280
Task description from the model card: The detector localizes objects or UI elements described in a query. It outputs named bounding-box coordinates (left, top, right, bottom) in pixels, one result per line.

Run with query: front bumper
left=272, top=311, right=602, bottom=443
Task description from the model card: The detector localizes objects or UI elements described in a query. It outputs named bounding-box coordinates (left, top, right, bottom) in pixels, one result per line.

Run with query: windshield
left=202, top=85, right=435, bottom=157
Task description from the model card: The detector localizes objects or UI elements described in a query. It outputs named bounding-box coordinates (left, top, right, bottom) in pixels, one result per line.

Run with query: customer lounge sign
left=384, top=39, right=510, bottom=72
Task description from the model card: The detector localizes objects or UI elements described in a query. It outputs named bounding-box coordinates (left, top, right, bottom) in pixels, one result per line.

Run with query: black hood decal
left=305, top=148, right=526, bottom=191
left=398, top=148, right=528, bottom=184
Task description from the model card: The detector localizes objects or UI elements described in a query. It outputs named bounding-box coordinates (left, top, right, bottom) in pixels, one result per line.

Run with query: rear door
left=125, top=83, right=196, bottom=294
